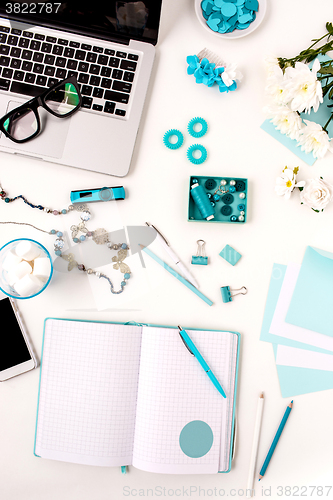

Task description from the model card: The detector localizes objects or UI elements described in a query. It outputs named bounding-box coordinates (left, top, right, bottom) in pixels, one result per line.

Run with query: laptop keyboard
left=0, top=25, right=140, bottom=118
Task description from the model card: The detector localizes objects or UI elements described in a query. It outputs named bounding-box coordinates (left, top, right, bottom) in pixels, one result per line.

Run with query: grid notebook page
left=132, top=327, right=234, bottom=474
left=219, top=332, right=238, bottom=472
left=35, top=319, right=142, bottom=467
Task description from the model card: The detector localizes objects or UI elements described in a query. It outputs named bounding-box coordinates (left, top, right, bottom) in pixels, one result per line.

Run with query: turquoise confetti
left=200, top=0, right=258, bottom=33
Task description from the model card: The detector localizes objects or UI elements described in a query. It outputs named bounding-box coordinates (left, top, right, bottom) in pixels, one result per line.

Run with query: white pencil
left=246, top=392, right=265, bottom=498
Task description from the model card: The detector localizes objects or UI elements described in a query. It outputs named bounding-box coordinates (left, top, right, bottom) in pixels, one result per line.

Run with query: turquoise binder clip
left=221, top=286, right=247, bottom=303
left=191, top=240, right=208, bottom=265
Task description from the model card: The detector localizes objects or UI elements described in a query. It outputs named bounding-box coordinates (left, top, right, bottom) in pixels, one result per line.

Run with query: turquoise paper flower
left=217, top=80, right=237, bottom=93
left=186, top=54, right=238, bottom=93
left=186, top=55, right=201, bottom=75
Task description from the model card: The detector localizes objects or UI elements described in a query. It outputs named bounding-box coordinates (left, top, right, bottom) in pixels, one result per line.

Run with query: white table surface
left=2, top=1, right=333, bottom=499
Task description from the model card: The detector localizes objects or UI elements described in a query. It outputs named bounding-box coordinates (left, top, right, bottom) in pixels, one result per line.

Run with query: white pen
left=145, top=222, right=199, bottom=288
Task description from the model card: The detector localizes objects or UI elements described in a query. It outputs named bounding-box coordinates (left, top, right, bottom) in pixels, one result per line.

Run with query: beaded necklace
left=0, top=183, right=131, bottom=294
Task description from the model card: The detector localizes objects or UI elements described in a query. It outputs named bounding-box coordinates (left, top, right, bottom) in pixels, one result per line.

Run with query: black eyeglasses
left=0, top=76, right=82, bottom=144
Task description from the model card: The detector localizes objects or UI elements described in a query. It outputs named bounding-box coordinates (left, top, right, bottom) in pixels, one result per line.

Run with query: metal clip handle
left=230, top=286, right=247, bottom=297
left=196, top=239, right=206, bottom=257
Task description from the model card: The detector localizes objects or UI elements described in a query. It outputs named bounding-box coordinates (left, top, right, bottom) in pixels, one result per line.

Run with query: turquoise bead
left=61, top=209, right=67, bottom=214
left=80, top=235, right=86, bottom=241
left=121, top=243, right=127, bottom=249
left=124, top=273, right=130, bottom=279
left=57, top=231, right=63, bottom=237
left=55, top=250, right=62, bottom=256
left=121, top=281, right=126, bottom=286
left=5, top=198, right=9, bottom=203
left=50, top=229, right=56, bottom=234
left=73, top=237, right=79, bottom=243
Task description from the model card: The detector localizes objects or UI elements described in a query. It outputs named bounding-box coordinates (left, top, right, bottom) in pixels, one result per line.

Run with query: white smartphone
left=0, top=297, right=37, bottom=381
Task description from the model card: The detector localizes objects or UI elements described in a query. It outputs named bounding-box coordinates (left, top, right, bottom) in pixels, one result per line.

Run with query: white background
left=1, top=1, right=333, bottom=499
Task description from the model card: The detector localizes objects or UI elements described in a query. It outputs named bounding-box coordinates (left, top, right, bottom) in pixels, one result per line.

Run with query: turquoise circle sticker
left=179, top=420, right=214, bottom=458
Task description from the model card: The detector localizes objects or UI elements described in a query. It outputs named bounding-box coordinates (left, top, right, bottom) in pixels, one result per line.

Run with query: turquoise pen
left=177, top=326, right=226, bottom=398
left=139, top=245, right=213, bottom=306
left=259, top=401, right=293, bottom=480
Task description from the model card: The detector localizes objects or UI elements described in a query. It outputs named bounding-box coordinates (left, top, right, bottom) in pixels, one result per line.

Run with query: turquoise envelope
left=286, top=246, right=333, bottom=337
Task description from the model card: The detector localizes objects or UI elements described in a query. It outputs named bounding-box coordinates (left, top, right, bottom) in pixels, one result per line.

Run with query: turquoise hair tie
left=188, top=117, right=208, bottom=138
left=163, top=129, right=184, bottom=150
left=187, top=144, right=207, bottom=165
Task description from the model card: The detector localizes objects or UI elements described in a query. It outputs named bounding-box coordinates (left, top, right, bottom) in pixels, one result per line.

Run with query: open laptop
left=0, top=1, right=163, bottom=176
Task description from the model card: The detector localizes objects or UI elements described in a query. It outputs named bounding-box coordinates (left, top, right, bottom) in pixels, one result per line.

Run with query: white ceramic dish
left=194, top=0, right=267, bottom=39
left=0, top=239, right=53, bottom=299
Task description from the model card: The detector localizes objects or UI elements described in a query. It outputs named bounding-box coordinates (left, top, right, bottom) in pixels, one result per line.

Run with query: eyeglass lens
left=3, top=108, right=38, bottom=142
left=2, top=81, right=80, bottom=141
left=44, top=82, right=80, bottom=116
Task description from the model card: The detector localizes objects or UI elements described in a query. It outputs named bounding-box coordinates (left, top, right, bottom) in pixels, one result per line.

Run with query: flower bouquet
left=264, top=22, right=333, bottom=160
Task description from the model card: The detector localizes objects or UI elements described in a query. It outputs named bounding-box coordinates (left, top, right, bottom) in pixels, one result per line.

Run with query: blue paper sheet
left=286, top=246, right=333, bottom=337
left=260, top=264, right=331, bottom=353
left=260, top=120, right=316, bottom=166
left=272, top=345, right=333, bottom=397
left=261, top=263, right=333, bottom=397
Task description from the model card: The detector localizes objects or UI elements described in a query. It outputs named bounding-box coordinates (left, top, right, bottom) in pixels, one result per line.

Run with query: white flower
left=265, top=64, right=289, bottom=104
left=221, top=62, right=243, bottom=87
left=264, top=55, right=280, bottom=78
left=283, top=58, right=323, bottom=114
left=297, top=120, right=332, bottom=159
left=275, top=167, right=305, bottom=200
left=264, top=104, right=303, bottom=140
left=299, top=177, right=333, bottom=211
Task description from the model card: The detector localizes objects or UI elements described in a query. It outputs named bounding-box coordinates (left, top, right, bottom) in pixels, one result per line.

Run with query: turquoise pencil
left=259, top=401, right=293, bottom=480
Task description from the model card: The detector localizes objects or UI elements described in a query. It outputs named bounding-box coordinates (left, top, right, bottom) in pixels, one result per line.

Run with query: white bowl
left=0, top=239, right=53, bottom=299
left=194, top=0, right=267, bottom=39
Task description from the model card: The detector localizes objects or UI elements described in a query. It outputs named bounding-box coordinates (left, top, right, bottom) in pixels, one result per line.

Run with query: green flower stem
left=278, top=23, right=333, bottom=71
left=323, top=114, right=333, bottom=132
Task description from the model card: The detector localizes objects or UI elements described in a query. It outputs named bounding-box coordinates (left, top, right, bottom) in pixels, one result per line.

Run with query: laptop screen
left=0, top=1, right=163, bottom=45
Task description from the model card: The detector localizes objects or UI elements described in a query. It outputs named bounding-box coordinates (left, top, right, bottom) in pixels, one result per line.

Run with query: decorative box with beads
left=188, top=175, right=248, bottom=223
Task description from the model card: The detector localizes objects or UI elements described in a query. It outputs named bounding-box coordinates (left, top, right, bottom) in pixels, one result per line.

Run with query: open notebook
left=34, top=319, right=239, bottom=474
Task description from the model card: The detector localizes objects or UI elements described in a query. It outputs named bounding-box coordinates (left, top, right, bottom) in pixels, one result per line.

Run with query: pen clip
left=177, top=326, right=194, bottom=356
left=145, top=222, right=169, bottom=246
